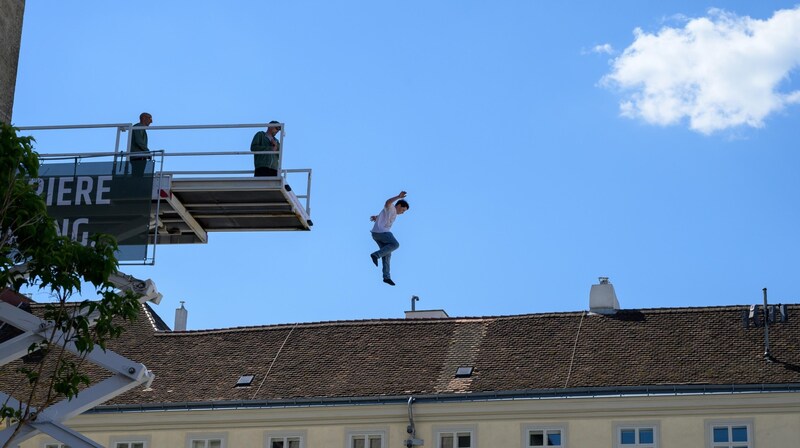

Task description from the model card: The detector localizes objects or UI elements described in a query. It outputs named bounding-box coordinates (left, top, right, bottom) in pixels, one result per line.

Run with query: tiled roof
left=0, top=289, right=32, bottom=344
left=3, top=303, right=800, bottom=408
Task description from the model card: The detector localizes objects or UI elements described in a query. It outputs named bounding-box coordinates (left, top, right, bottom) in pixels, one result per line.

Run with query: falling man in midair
left=369, top=191, right=409, bottom=286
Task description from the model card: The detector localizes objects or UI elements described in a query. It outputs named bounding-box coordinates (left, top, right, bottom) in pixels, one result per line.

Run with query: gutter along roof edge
left=89, top=383, right=800, bottom=414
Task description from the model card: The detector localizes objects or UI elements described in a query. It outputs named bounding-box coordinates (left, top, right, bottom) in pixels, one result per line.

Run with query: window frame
left=185, top=432, right=228, bottom=448
left=264, top=430, right=306, bottom=448
left=704, top=419, right=754, bottom=448
left=522, top=423, right=567, bottom=447
left=109, top=435, right=151, bottom=448
left=345, top=427, right=388, bottom=448
left=613, top=421, right=659, bottom=448
left=434, top=424, right=477, bottom=448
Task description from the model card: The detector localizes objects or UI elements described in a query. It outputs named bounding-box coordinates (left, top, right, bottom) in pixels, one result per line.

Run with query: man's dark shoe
left=383, top=278, right=396, bottom=286
left=370, top=254, right=379, bottom=267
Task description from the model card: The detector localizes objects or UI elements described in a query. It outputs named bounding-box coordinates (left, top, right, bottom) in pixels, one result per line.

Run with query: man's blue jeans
left=371, top=231, right=399, bottom=280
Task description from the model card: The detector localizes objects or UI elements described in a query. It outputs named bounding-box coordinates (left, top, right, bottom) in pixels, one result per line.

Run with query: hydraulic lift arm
left=0, top=269, right=160, bottom=448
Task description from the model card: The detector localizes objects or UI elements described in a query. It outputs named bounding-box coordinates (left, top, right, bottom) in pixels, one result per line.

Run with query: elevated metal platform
left=154, top=174, right=312, bottom=245
left=18, top=122, right=313, bottom=263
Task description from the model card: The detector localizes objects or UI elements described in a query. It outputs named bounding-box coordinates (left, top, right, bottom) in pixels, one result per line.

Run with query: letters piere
left=31, top=175, right=113, bottom=245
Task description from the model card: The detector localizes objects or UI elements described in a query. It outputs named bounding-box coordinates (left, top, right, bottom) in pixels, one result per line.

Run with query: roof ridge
left=150, top=303, right=800, bottom=335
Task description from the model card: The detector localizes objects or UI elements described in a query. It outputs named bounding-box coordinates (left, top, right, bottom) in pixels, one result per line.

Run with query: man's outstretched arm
left=384, top=191, right=407, bottom=209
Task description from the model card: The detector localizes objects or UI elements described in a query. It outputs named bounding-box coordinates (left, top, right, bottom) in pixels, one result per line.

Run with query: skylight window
left=455, top=366, right=474, bottom=378
left=235, top=374, right=254, bottom=387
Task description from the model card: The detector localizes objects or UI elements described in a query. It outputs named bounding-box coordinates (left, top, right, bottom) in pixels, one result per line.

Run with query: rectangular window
left=115, top=442, right=146, bottom=448
left=186, top=433, right=227, bottom=448
left=528, top=429, right=563, bottom=447
left=110, top=436, right=150, bottom=448
left=523, top=424, right=566, bottom=447
left=191, top=441, right=222, bottom=448
left=350, top=435, right=382, bottom=448
left=614, top=422, right=658, bottom=448
left=439, top=431, right=472, bottom=448
left=708, top=422, right=752, bottom=448
left=347, top=431, right=386, bottom=448
left=265, top=430, right=305, bottom=448
left=435, top=427, right=475, bottom=448
left=268, top=436, right=302, bottom=448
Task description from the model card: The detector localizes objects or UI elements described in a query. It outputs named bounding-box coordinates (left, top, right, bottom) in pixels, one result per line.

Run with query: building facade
left=28, top=391, right=800, bottom=447
left=3, top=301, right=799, bottom=448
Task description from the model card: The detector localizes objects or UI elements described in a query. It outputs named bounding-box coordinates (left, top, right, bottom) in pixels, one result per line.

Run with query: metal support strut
left=0, top=271, right=159, bottom=447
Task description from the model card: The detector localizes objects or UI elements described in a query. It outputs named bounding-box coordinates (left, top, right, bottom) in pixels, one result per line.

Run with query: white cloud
left=592, top=43, right=615, bottom=55
left=601, top=7, right=800, bottom=134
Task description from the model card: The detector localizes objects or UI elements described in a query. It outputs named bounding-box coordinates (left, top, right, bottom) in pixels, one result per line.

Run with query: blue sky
left=13, top=1, right=800, bottom=330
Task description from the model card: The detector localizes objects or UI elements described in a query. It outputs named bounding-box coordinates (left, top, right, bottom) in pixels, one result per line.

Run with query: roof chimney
left=174, top=301, right=188, bottom=331
left=404, top=295, right=449, bottom=319
left=589, top=277, right=619, bottom=315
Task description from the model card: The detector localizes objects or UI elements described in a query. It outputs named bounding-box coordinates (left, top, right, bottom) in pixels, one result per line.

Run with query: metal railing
left=16, top=122, right=312, bottom=216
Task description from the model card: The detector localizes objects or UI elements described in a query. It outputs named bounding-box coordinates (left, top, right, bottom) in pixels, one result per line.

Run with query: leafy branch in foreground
left=0, top=123, right=141, bottom=447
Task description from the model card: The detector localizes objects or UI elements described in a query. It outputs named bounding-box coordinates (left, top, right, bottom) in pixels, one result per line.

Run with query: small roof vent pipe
left=174, top=301, right=188, bottom=331
left=589, top=277, right=620, bottom=315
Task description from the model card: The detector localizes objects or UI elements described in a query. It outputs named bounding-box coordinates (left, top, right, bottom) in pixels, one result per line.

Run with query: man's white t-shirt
left=371, top=205, right=397, bottom=233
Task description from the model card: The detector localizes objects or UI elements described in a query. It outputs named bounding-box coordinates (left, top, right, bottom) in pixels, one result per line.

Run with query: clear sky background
left=13, top=1, right=800, bottom=330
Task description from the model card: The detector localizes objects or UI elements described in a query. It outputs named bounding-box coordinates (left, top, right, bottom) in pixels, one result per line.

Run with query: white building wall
left=16, top=392, right=800, bottom=447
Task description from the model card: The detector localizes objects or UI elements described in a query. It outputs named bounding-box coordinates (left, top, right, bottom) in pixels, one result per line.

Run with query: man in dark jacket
left=251, top=121, right=282, bottom=177
left=130, top=112, right=152, bottom=176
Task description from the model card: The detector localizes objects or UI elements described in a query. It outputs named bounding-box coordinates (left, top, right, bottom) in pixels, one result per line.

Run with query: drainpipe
left=404, top=396, right=424, bottom=447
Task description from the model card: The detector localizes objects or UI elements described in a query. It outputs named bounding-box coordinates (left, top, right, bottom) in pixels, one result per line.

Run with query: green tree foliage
left=0, top=123, right=141, bottom=446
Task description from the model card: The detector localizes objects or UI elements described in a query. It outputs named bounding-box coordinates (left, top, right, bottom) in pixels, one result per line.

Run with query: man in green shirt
left=129, top=112, right=152, bottom=176
left=251, top=121, right=281, bottom=177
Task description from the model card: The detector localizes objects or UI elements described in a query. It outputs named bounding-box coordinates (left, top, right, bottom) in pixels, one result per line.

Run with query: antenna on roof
left=762, top=288, right=775, bottom=363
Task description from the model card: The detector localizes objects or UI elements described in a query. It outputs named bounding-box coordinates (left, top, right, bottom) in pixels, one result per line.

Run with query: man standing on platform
left=129, top=112, right=152, bottom=176
left=251, top=121, right=282, bottom=177
left=369, top=191, right=409, bottom=286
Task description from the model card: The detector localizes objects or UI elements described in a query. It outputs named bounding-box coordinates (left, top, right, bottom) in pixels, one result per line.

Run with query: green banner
left=34, top=160, right=155, bottom=262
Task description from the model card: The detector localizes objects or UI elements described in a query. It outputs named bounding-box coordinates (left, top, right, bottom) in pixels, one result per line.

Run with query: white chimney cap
left=590, top=277, right=620, bottom=315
